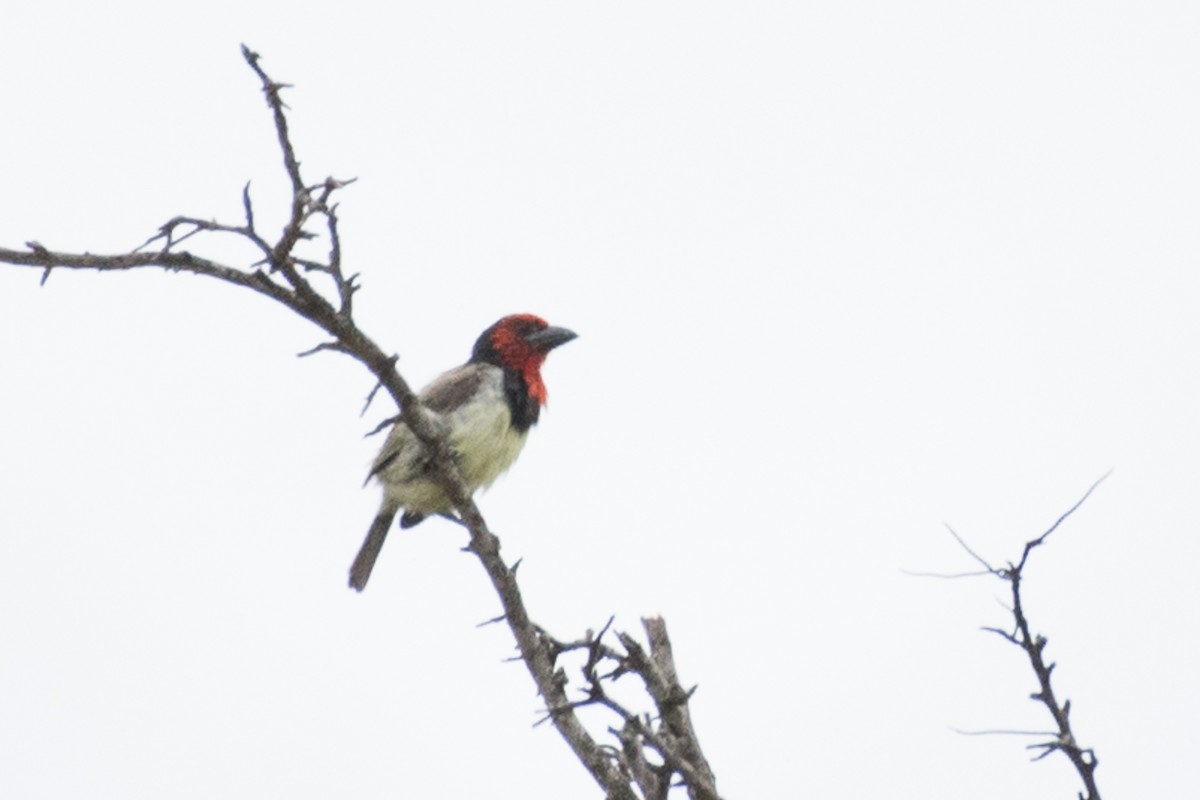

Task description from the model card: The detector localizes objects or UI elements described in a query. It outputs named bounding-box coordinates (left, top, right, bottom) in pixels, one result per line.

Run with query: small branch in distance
left=914, top=474, right=1109, bottom=800
left=1015, top=469, right=1112, bottom=572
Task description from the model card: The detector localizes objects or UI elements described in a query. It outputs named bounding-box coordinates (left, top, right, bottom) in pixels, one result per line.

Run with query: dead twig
left=921, top=475, right=1109, bottom=800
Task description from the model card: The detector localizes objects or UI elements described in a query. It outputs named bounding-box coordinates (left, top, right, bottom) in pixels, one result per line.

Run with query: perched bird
left=349, top=314, right=577, bottom=591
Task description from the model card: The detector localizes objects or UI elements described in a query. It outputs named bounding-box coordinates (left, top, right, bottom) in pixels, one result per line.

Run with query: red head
left=471, top=314, right=577, bottom=408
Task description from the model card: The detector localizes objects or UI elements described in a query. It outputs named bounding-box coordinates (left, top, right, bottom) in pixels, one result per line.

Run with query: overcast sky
left=2, top=3, right=1197, bottom=798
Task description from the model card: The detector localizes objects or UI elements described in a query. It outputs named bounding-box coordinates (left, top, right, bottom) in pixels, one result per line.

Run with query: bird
left=349, top=314, right=577, bottom=591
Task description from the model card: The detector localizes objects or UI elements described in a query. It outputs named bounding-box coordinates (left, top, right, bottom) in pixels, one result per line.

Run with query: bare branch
left=1, top=47, right=720, bottom=800
left=951, top=727, right=1058, bottom=737
left=980, top=626, right=1020, bottom=645
left=945, top=522, right=998, bottom=573
left=361, top=368, right=395, bottom=417
left=297, top=341, right=349, bottom=358
left=241, top=44, right=303, bottom=196
left=0, top=244, right=292, bottom=303
left=363, top=414, right=400, bottom=439
left=933, top=476, right=1109, bottom=800
left=242, top=181, right=256, bottom=230
left=1016, top=469, right=1113, bottom=571
left=899, top=567, right=994, bottom=579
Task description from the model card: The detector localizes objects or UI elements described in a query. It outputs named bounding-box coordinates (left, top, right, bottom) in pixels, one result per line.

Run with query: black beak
left=525, top=325, right=578, bottom=352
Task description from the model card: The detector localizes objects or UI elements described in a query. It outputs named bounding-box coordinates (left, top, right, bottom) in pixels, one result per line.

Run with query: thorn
left=297, top=341, right=345, bottom=358
left=363, top=416, right=398, bottom=441
left=360, top=355, right=398, bottom=417
left=242, top=181, right=256, bottom=229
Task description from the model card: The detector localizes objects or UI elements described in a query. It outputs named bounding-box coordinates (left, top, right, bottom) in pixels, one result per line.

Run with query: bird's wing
left=365, top=364, right=488, bottom=482
left=419, top=363, right=489, bottom=413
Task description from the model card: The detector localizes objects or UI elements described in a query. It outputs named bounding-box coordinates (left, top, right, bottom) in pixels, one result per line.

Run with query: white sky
left=1, top=2, right=1197, bottom=798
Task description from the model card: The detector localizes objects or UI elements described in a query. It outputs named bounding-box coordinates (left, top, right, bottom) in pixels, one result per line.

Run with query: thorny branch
left=538, top=617, right=720, bottom=800
left=0, top=47, right=716, bottom=800
left=936, top=473, right=1110, bottom=800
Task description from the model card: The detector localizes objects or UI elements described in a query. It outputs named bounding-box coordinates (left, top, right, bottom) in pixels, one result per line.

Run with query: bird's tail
left=349, top=507, right=398, bottom=592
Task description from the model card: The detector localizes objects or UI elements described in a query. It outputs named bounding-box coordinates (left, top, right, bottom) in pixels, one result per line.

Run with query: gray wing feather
left=365, top=364, right=487, bottom=483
